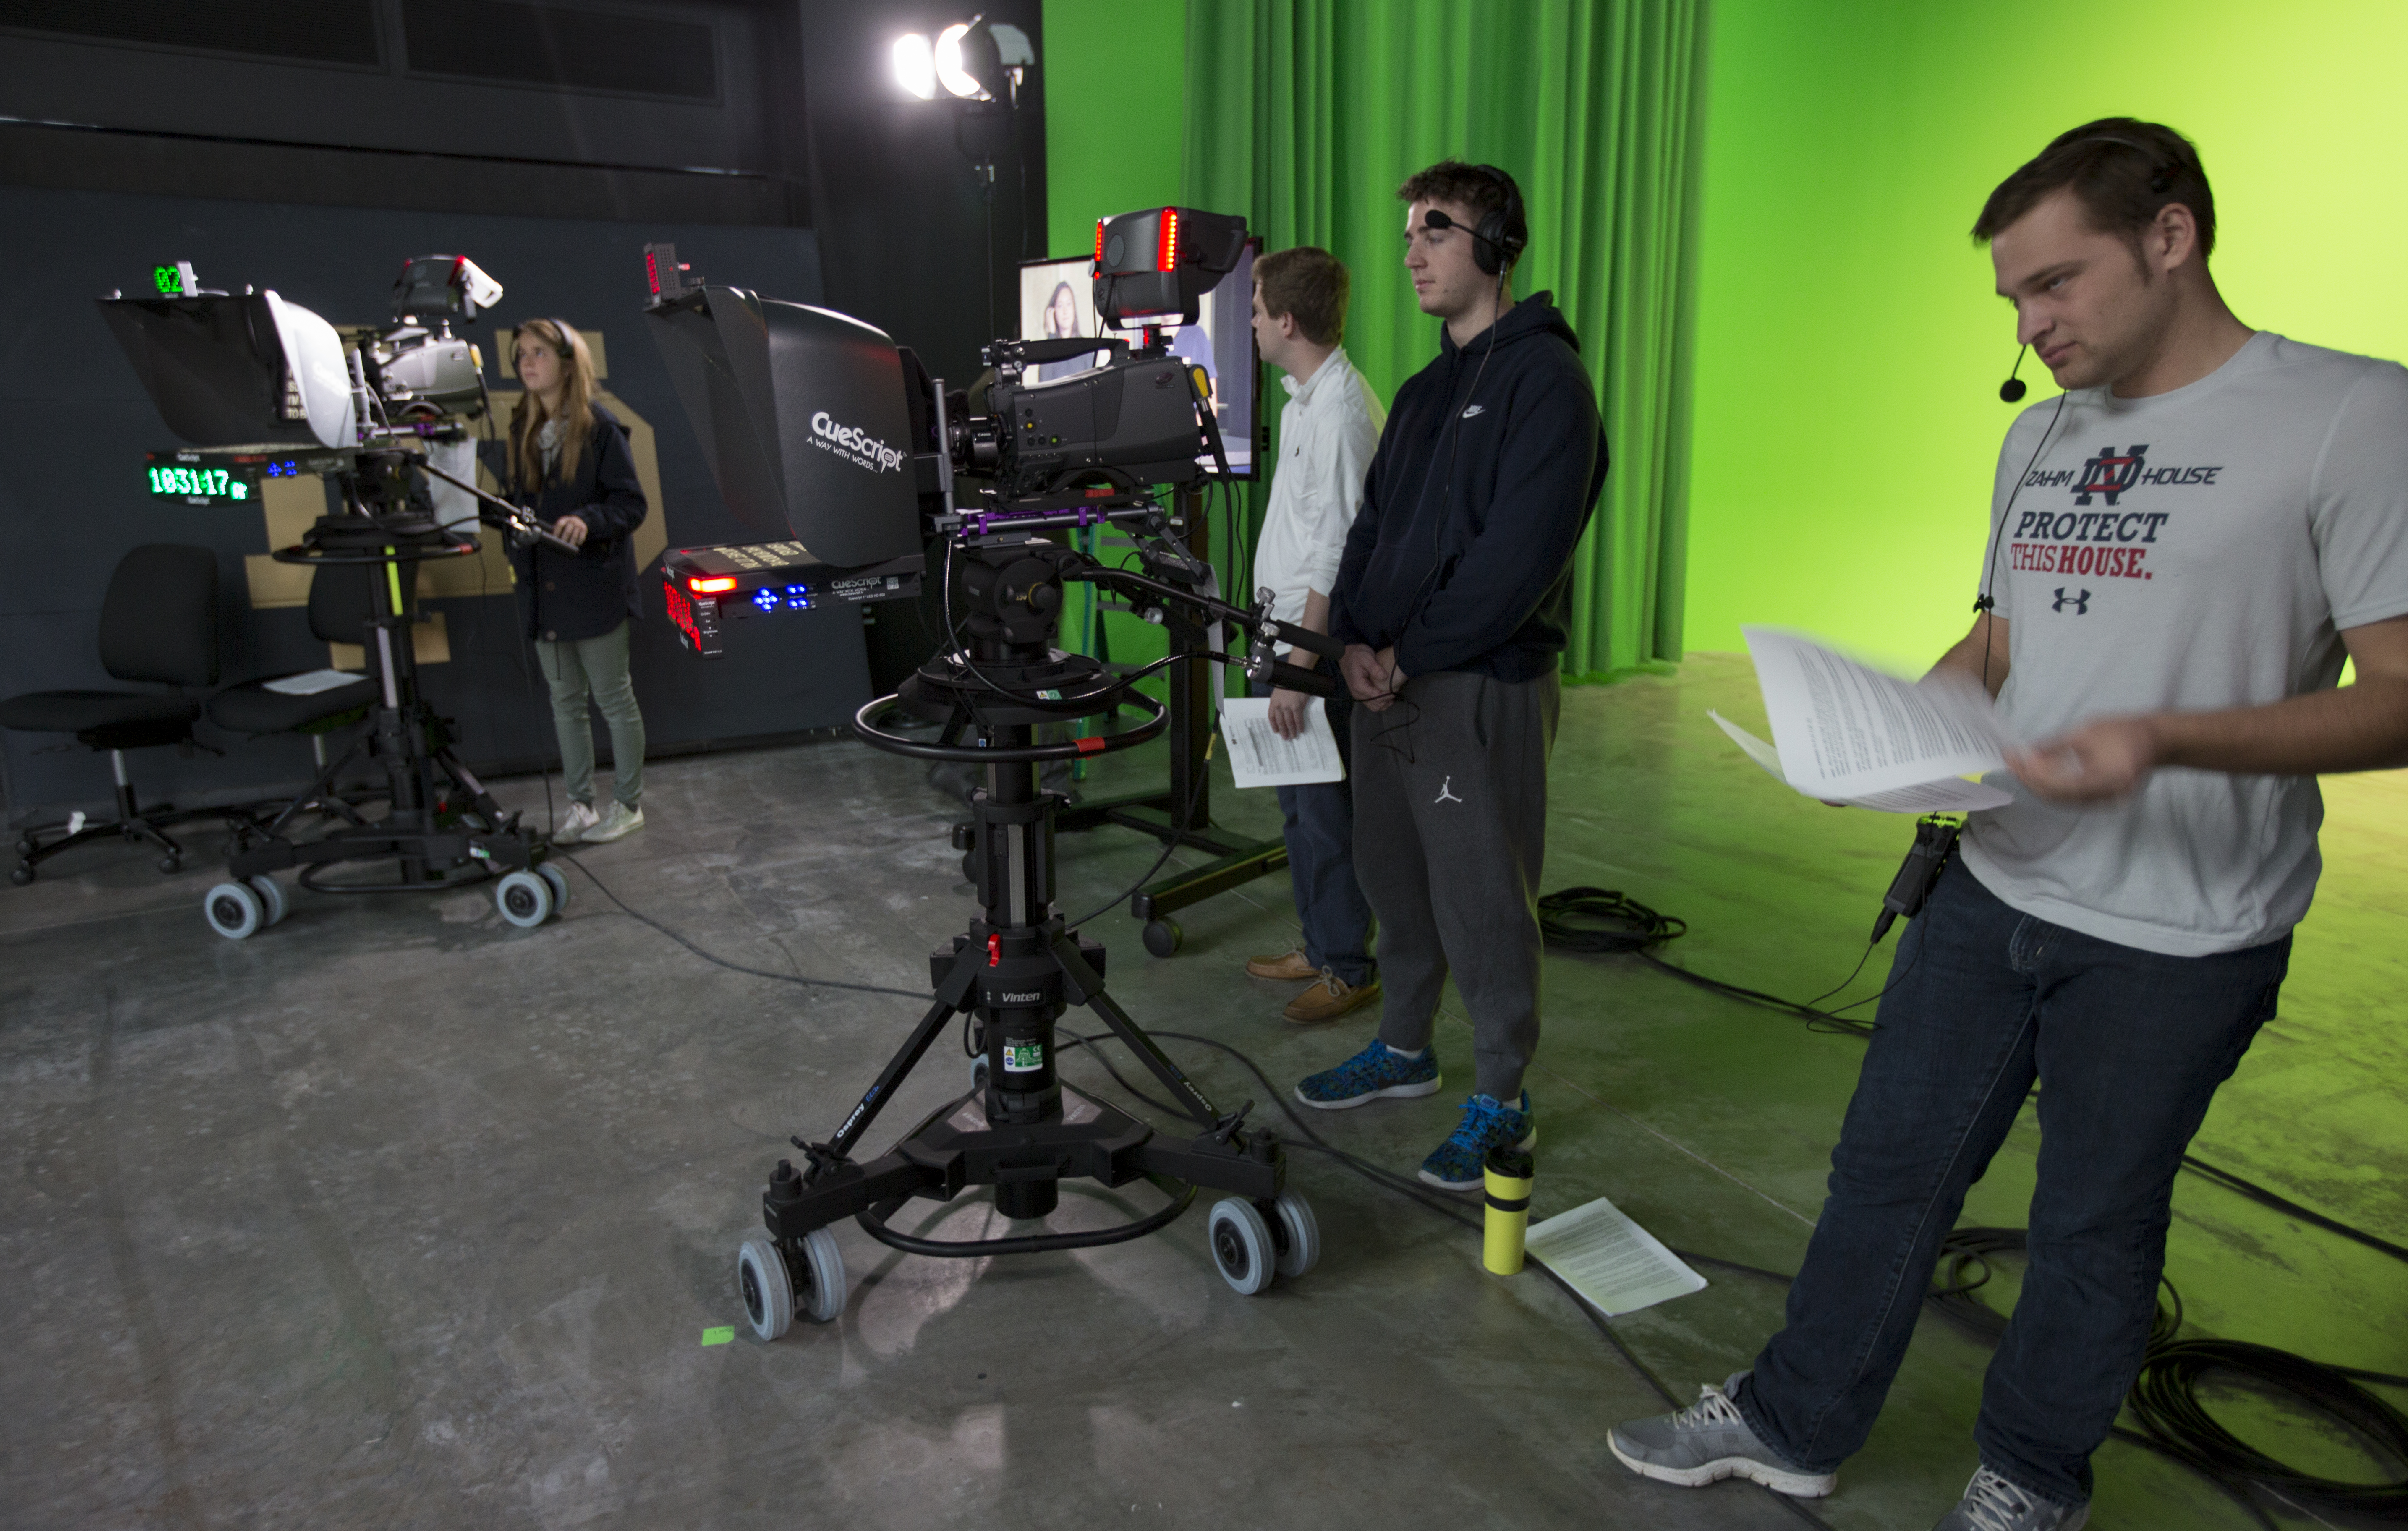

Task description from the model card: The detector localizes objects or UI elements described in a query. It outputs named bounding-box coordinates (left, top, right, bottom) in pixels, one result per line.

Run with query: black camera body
left=960, top=339, right=1220, bottom=500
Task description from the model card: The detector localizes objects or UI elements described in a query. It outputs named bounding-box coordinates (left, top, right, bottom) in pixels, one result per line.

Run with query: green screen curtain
left=1184, top=0, right=1707, bottom=675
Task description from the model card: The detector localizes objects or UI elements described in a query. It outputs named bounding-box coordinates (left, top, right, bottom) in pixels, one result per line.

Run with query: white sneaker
left=583, top=801, right=644, bottom=843
left=552, top=801, right=601, bottom=845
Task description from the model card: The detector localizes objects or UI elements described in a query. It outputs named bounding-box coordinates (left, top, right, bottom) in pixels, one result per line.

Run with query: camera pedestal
left=735, top=541, right=1320, bottom=1340
left=208, top=506, right=558, bottom=938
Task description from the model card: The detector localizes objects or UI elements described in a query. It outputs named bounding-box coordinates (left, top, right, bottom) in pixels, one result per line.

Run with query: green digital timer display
left=147, top=465, right=252, bottom=501
left=152, top=264, right=182, bottom=297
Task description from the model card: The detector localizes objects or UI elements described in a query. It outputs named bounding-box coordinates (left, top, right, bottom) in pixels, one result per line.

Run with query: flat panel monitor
left=1017, top=241, right=1257, bottom=479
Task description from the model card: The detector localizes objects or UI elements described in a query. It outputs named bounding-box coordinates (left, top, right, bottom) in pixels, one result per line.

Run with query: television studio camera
left=100, top=256, right=583, bottom=938
left=641, top=212, right=1353, bottom=1338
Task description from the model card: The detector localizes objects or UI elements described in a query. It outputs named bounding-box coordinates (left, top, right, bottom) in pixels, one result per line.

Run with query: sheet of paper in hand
left=1710, top=627, right=2018, bottom=813
left=1221, top=696, right=1345, bottom=789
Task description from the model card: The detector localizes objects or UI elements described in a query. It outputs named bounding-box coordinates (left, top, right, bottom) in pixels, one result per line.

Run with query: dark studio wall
left=0, top=0, right=1048, bottom=823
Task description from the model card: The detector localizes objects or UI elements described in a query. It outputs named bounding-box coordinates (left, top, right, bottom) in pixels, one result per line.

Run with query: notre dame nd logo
left=2073, top=444, right=2149, bottom=506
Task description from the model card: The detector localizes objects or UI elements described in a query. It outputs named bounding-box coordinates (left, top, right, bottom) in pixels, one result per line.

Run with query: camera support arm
left=1067, top=560, right=1344, bottom=696
left=411, top=455, right=582, bottom=554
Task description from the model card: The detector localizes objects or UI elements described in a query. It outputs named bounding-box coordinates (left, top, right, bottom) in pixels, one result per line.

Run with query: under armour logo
left=1434, top=776, right=1464, bottom=804
left=1460, top=403, right=1487, bottom=418
left=2052, top=587, right=2092, bottom=614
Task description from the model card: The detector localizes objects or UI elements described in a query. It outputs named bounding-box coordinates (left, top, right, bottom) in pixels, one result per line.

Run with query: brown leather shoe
left=1246, top=947, right=1316, bottom=981
left=1284, top=972, right=1380, bottom=1024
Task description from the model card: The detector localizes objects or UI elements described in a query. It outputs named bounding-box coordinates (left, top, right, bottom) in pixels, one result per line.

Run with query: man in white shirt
left=1610, top=118, right=2408, bottom=1531
left=1242, top=246, right=1387, bottom=1023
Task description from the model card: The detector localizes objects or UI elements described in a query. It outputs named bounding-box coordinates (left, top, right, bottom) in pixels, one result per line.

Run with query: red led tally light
left=688, top=576, right=738, bottom=593
left=645, top=250, right=660, bottom=295
left=1093, top=219, right=1105, bottom=269
left=1157, top=208, right=1179, bottom=271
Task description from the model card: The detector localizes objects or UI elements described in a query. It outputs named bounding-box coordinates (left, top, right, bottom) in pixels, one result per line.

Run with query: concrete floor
left=3, top=652, right=2402, bottom=1530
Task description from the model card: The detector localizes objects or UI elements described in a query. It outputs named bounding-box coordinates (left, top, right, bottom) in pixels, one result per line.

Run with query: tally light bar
left=688, top=576, right=740, bottom=593
left=1157, top=208, right=1180, bottom=272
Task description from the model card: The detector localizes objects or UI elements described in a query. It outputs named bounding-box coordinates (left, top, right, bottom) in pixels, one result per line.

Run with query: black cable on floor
left=554, top=852, right=926, bottom=1000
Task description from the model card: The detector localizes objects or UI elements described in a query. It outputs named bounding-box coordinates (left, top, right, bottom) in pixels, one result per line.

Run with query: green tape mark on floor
left=701, top=1326, right=735, bottom=1346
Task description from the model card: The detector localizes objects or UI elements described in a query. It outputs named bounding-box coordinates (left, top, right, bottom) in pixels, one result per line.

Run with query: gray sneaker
left=1932, top=1467, right=2088, bottom=1531
left=583, top=801, right=644, bottom=843
left=1608, top=1373, right=1836, bottom=1497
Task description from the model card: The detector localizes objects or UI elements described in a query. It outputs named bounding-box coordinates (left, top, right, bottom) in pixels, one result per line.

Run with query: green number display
left=146, top=464, right=251, bottom=502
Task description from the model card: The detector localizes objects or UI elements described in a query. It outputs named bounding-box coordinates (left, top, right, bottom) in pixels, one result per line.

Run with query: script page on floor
left=1718, top=627, right=2019, bottom=812
left=1220, top=696, right=1345, bottom=788
left=1524, top=1193, right=1707, bottom=1317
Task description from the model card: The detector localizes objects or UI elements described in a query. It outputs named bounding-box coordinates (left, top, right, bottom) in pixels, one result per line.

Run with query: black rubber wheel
left=10, top=863, right=33, bottom=886
left=156, top=855, right=181, bottom=875
left=13, top=836, right=34, bottom=857
left=1142, top=918, right=1183, bottom=958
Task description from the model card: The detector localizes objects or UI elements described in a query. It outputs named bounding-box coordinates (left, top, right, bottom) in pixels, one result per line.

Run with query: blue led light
left=784, top=582, right=813, bottom=611
left=752, top=589, right=778, bottom=611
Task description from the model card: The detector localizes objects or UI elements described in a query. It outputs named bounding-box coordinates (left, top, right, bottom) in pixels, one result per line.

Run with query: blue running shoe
left=1294, top=1040, right=1442, bottom=1110
left=1418, top=1092, right=1535, bottom=1190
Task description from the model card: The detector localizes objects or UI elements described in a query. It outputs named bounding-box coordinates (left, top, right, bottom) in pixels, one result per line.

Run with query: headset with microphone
left=1418, top=163, right=1528, bottom=278
left=1993, top=134, right=2186, bottom=405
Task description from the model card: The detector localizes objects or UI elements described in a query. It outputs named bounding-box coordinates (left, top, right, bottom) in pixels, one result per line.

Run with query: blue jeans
left=1254, top=671, right=1373, bottom=986
left=1737, top=858, right=2289, bottom=1507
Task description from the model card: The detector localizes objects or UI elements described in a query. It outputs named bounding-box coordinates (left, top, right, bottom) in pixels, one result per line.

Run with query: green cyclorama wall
left=1042, top=0, right=1188, bottom=680
left=1682, top=0, right=2408, bottom=668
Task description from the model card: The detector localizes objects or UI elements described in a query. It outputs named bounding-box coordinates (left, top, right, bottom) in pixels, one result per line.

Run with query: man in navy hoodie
left=1291, top=161, right=1608, bottom=1190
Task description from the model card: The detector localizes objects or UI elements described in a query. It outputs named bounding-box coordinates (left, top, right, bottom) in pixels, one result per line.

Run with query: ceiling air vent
left=0, top=0, right=382, bottom=66
left=403, top=0, right=718, bottom=101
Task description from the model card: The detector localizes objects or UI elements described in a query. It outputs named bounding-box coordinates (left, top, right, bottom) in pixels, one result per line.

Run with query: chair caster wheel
left=1143, top=917, right=1183, bottom=958
left=10, top=863, right=33, bottom=886
left=1208, top=1197, right=1276, bottom=1296
left=13, top=836, right=34, bottom=857
left=157, top=855, right=181, bottom=875
left=536, top=862, right=568, bottom=912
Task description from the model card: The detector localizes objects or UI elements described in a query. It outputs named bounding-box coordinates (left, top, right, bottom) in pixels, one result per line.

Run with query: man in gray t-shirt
left=1612, top=119, right=2408, bottom=1531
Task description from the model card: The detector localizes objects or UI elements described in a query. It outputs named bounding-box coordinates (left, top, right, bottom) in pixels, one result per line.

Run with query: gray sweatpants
left=1351, top=669, right=1559, bottom=1100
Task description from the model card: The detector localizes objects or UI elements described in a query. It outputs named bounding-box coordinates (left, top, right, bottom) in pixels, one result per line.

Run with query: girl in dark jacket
left=509, top=319, right=649, bottom=843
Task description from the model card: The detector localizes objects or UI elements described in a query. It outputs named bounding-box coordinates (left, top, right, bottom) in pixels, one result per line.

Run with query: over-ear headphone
left=1468, top=164, right=1527, bottom=277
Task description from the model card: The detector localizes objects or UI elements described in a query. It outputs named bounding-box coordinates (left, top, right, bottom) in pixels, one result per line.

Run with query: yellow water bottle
left=1482, top=1144, right=1535, bottom=1275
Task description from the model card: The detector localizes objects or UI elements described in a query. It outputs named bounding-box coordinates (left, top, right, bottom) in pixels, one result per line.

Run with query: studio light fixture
left=889, top=16, right=1034, bottom=105
left=891, top=33, right=936, bottom=99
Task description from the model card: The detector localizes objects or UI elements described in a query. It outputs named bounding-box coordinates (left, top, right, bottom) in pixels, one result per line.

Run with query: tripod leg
left=814, top=993, right=963, bottom=1168
left=1080, top=989, right=1225, bottom=1129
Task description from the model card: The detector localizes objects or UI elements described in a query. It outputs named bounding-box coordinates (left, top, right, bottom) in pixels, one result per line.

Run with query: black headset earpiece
left=1469, top=163, right=1527, bottom=278
left=2000, top=343, right=2029, bottom=403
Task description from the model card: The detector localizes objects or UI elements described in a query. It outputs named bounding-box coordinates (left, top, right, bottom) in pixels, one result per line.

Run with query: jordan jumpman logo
left=1434, top=776, right=1463, bottom=804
